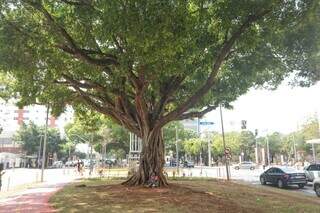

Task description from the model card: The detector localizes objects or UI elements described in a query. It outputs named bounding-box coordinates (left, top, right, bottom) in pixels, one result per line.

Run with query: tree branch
left=23, top=0, right=117, bottom=67
left=176, top=105, right=217, bottom=121
left=60, top=0, right=90, bottom=6
left=153, top=75, right=186, bottom=121
left=72, top=83, right=140, bottom=135
left=157, top=9, right=271, bottom=128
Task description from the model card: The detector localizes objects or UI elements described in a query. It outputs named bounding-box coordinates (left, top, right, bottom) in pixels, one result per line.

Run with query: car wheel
left=250, top=167, right=255, bottom=170
left=278, top=179, right=285, bottom=188
left=298, top=184, right=305, bottom=189
left=260, top=177, right=266, bottom=185
left=315, top=184, right=320, bottom=197
left=235, top=166, right=239, bottom=170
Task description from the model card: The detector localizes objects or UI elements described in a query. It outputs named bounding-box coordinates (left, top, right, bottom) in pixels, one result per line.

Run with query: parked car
left=65, top=160, right=77, bottom=167
left=183, top=161, right=195, bottom=168
left=234, top=161, right=256, bottom=170
left=313, top=178, right=320, bottom=197
left=260, top=166, right=307, bottom=188
left=105, top=159, right=115, bottom=166
left=50, top=161, right=63, bottom=168
left=304, top=164, right=320, bottom=182
left=83, top=159, right=96, bottom=168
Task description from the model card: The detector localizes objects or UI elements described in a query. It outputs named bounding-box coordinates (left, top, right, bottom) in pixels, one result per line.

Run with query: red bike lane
left=0, top=183, right=65, bottom=213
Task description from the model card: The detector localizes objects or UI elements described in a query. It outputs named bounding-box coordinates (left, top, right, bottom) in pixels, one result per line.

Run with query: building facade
left=0, top=100, right=73, bottom=167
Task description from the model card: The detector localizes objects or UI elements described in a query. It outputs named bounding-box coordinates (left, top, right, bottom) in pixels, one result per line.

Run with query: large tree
left=0, top=1, right=319, bottom=186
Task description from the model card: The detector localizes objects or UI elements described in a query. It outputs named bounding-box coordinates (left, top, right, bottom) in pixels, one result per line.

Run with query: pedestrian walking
left=0, top=163, right=5, bottom=191
left=77, top=160, right=81, bottom=174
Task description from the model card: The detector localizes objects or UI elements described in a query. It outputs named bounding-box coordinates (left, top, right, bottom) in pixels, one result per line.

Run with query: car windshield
left=242, top=162, right=252, bottom=164
left=280, top=167, right=298, bottom=173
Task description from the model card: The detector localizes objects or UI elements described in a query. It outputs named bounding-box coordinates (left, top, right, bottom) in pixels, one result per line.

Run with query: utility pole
left=266, top=136, right=270, bottom=166
left=312, top=143, right=316, bottom=163
left=38, top=135, right=43, bottom=169
left=197, top=117, right=203, bottom=174
left=41, top=105, right=49, bottom=182
left=254, top=129, right=259, bottom=165
left=293, top=134, right=297, bottom=163
left=208, top=136, right=211, bottom=167
left=220, top=105, right=230, bottom=181
left=175, top=126, right=179, bottom=174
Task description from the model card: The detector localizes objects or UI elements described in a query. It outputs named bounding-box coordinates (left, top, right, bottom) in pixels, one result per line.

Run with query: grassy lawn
left=50, top=178, right=320, bottom=213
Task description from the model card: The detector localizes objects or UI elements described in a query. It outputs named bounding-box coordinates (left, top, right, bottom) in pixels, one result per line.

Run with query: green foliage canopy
left=0, top=0, right=319, bottom=137
left=14, top=122, right=67, bottom=158
left=65, top=110, right=129, bottom=155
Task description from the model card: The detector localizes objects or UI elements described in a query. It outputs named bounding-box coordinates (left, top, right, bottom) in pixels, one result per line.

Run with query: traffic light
left=241, top=120, right=247, bottom=129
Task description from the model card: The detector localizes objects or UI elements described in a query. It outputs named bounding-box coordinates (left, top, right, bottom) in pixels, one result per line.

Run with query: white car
left=313, top=178, right=320, bottom=197
left=51, top=161, right=63, bottom=168
left=234, top=161, right=256, bottom=170
left=304, top=164, right=320, bottom=182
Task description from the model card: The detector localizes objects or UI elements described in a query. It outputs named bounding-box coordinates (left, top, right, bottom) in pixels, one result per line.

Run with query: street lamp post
left=219, top=105, right=230, bottom=181
left=41, top=105, right=49, bottom=182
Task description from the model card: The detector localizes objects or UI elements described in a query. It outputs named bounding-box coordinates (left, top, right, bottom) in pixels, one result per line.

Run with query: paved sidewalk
left=0, top=182, right=66, bottom=213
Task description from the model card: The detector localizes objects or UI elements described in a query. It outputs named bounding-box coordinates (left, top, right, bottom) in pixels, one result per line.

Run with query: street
left=0, top=166, right=317, bottom=198
left=167, top=166, right=317, bottom=197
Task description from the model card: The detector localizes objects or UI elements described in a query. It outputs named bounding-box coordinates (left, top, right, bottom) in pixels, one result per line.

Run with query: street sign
left=224, top=147, right=231, bottom=155
left=199, top=121, right=214, bottom=125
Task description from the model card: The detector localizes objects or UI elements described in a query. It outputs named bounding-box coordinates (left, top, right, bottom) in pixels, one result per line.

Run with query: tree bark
left=122, top=128, right=168, bottom=187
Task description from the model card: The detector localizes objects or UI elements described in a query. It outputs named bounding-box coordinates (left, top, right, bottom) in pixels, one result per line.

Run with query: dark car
left=183, top=161, right=194, bottom=168
left=105, top=159, right=115, bottom=166
left=260, top=167, right=307, bottom=188
left=304, top=164, right=320, bottom=182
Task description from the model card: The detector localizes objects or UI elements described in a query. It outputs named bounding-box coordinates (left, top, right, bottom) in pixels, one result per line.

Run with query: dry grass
left=50, top=178, right=320, bottom=213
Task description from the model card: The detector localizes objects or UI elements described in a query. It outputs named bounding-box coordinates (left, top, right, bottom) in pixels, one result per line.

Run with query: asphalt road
left=180, top=166, right=317, bottom=197
left=1, top=166, right=318, bottom=198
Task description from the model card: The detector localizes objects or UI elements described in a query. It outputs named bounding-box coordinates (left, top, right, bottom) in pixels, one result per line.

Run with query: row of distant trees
left=14, top=122, right=88, bottom=164
left=14, top=109, right=129, bottom=163
left=14, top=111, right=319, bottom=166
left=164, top=116, right=320, bottom=165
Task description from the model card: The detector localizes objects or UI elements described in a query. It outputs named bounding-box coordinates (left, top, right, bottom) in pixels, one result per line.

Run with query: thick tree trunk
left=122, top=128, right=168, bottom=187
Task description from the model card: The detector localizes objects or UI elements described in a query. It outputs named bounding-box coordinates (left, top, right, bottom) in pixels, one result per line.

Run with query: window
left=274, top=168, right=284, bottom=174
left=281, top=167, right=297, bottom=173
left=308, top=165, right=320, bottom=171
left=267, top=168, right=275, bottom=174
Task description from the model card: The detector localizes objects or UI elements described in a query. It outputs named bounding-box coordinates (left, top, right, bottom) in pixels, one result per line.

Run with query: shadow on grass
left=50, top=178, right=320, bottom=213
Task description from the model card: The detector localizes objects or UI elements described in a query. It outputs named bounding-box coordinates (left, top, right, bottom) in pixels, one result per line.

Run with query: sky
left=203, top=81, right=320, bottom=136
